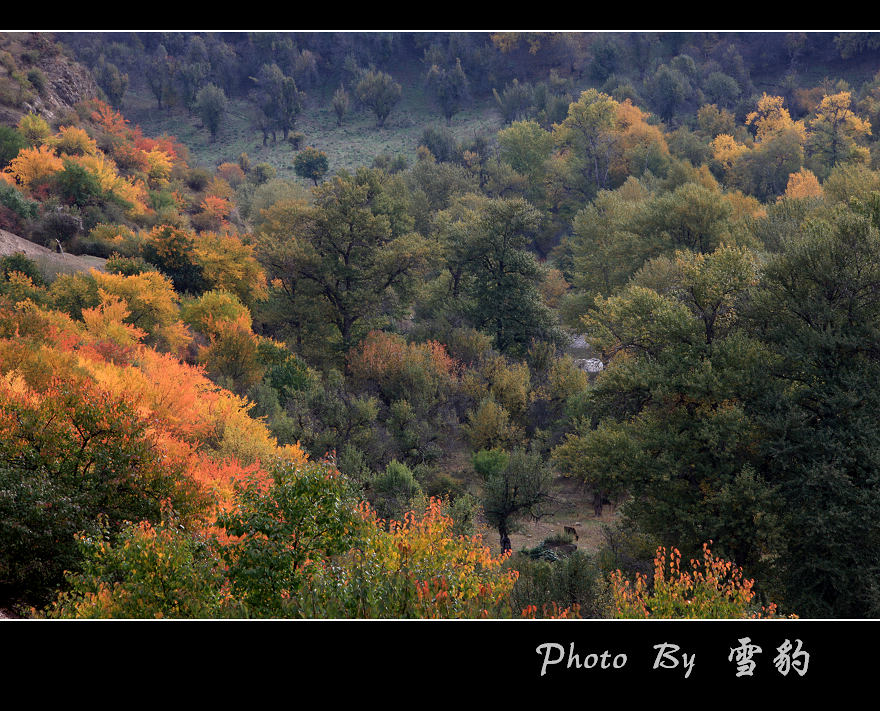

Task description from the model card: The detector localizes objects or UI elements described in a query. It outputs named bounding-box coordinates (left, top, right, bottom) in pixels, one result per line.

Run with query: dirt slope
left=0, top=228, right=105, bottom=278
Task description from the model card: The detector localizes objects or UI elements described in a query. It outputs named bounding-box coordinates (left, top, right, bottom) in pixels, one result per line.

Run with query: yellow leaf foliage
left=745, top=93, right=806, bottom=143
left=783, top=168, right=824, bottom=200
left=192, top=231, right=269, bottom=303
left=4, top=144, right=63, bottom=188
left=52, top=125, right=99, bottom=157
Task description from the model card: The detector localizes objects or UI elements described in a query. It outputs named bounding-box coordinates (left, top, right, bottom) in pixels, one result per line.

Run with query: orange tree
left=0, top=375, right=208, bottom=608
left=610, top=542, right=783, bottom=619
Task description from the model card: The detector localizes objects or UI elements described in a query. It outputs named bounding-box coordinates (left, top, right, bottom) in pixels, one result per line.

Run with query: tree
left=299, top=497, right=517, bottom=618
left=728, top=128, right=805, bottom=202
left=42, top=513, right=228, bottom=619
left=551, top=89, right=620, bottom=202
left=496, top=120, right=554, bottom=199
left=555, top=245, right=779, bottom=583
left=140, top=224, right=208, bottom=295
left=293, top=147, right=329, bottom=185
left=479, top=448, right=554, bottom=551
left=426, top=58, right=469, bottom=124
left=194, top=83, right=228, bottom=142
left=145, top=44, right=174, bottom=111
left=646, top=63, right=692, bottom=121
left=256, top=168, right=431, bottom=357
left=0, top=377, right=205, bottom=609
left=332, top=85, right=350, bottom=126
left=747, top=197, right=880, bottom=616
left=0, top=125, right=27, bottom=168
left=94, top=57, right=128, bottom=109
left=177, top=36, right=211, bottom=111
left=277, top=76, right=304, bottom=140
left=216, top=460, right=363, bottom=617
left=355, top=69, right=402, bottom=128
left=610, top=543, right=782, bottom=618
left=437, top=194, right=567, bottom=355
left=807, top=91, right=872, bottom=178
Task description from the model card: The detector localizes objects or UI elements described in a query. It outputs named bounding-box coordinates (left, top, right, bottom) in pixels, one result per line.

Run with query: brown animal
left=564, top=525, right=579, bottom=541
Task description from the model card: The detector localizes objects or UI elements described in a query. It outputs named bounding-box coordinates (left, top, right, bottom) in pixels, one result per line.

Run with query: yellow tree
left=782, top=168, right=824, bottom=201
left=745, top=93, right=806, bottom=144
left=807, top=91, right=872, bottom=177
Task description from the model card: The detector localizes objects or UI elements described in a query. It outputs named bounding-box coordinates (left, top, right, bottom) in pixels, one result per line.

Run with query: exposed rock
left=22, top=52, right=100, bottom=123
left=0, top=32, right=100, bottom=126
left=574, top=357, right=604, bottom=374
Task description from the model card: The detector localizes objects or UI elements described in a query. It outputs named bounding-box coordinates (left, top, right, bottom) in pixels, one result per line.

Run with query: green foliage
left=472, top=447, right=509, bottom=479
left=194, top=83, right=228, bottom=141
left=48, top=271, right=100, bottom=319
left=216, top=460, right=363, bottom=617
left=52, top=158, right=105, bottom=207
left=256, top=168, right=431, bottom=358
left=0, top=124, right=27, bottom=167
left=0, top=379, right=206, bottom=608
left=0, top=182, right=38, bottom=219
left=508, top=550, right=606, bottom=618
left=293, top=146, right=329, bottom=185
left=419, top=125, right=459, bottom=163
left=480, top=448, right=553, bottom=545
left=747, top=198, right=880, bottom=616
left=426, top=58, right=469, bottom=123
left=370, top=459, right=423, bottom=521
left=332, top=85, right=350, bottom=126
left=141, top=224, right=209, bottom=295
left=0, top=252, right=45, bottom=286
left=104, top=253, right=159, bottom=277
left=436, top=194, right=566, bottom=355
left=355, top=69, right=402, bottom=128
left=43, top=513, right=227, bottom=619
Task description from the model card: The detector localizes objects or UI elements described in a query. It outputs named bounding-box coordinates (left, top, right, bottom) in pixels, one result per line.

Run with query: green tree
left=216, top=460, right=363, bottom=617
left=277, top=76, right=304, bottom=140
left=177, top=36, right=211, bottom=111
left=479, top=448, right=554, bottom=551
left=0, top=379, right=206, bottom=609
left=194, top=83, right=228, bottom=142
left=94, top=56, right=128, bottom=109
left=256, top=168, right=431, bottom=357
left=0, top=125, right=27, bottom=168
left=332, top=85, right=350, bottom=126
left=43, top=512, right=227, bottom=619
left=145, top=44, right=174, bottom=111
left=426, top=58, right=469, bottom=124
left=555, top=246, right=780, bottom=583
left=437, top=194, right=567, bottom=355
left=747, top=198, right=880, bottom=616
left=293, top=146, right=329, bottom=185
left=355, top=69, right=402, bottom=128
left=551, top=88, right=620, bottom=202
left=806, top=91, right=872, bottom=179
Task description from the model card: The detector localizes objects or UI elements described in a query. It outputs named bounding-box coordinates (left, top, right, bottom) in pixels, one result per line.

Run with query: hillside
left=0, top=33, right=99, bottom=127
left=0, top=228, right=105, bottom=277
left=7, top=31, right=880, bottom=624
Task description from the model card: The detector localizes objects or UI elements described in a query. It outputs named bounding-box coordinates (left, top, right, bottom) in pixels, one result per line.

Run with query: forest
left=2, top=30, right=880, bottom=619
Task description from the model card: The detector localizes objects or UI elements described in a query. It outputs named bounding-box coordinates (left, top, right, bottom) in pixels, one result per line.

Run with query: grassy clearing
left=121, top=71, right=504, bottom=180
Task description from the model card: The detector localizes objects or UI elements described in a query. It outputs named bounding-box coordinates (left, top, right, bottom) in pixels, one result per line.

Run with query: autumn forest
left=2, top=31, right=880, bottom=620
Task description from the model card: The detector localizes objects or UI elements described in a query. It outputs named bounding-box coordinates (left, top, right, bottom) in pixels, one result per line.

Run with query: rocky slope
left=0, top=32, right=100, bottom=127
